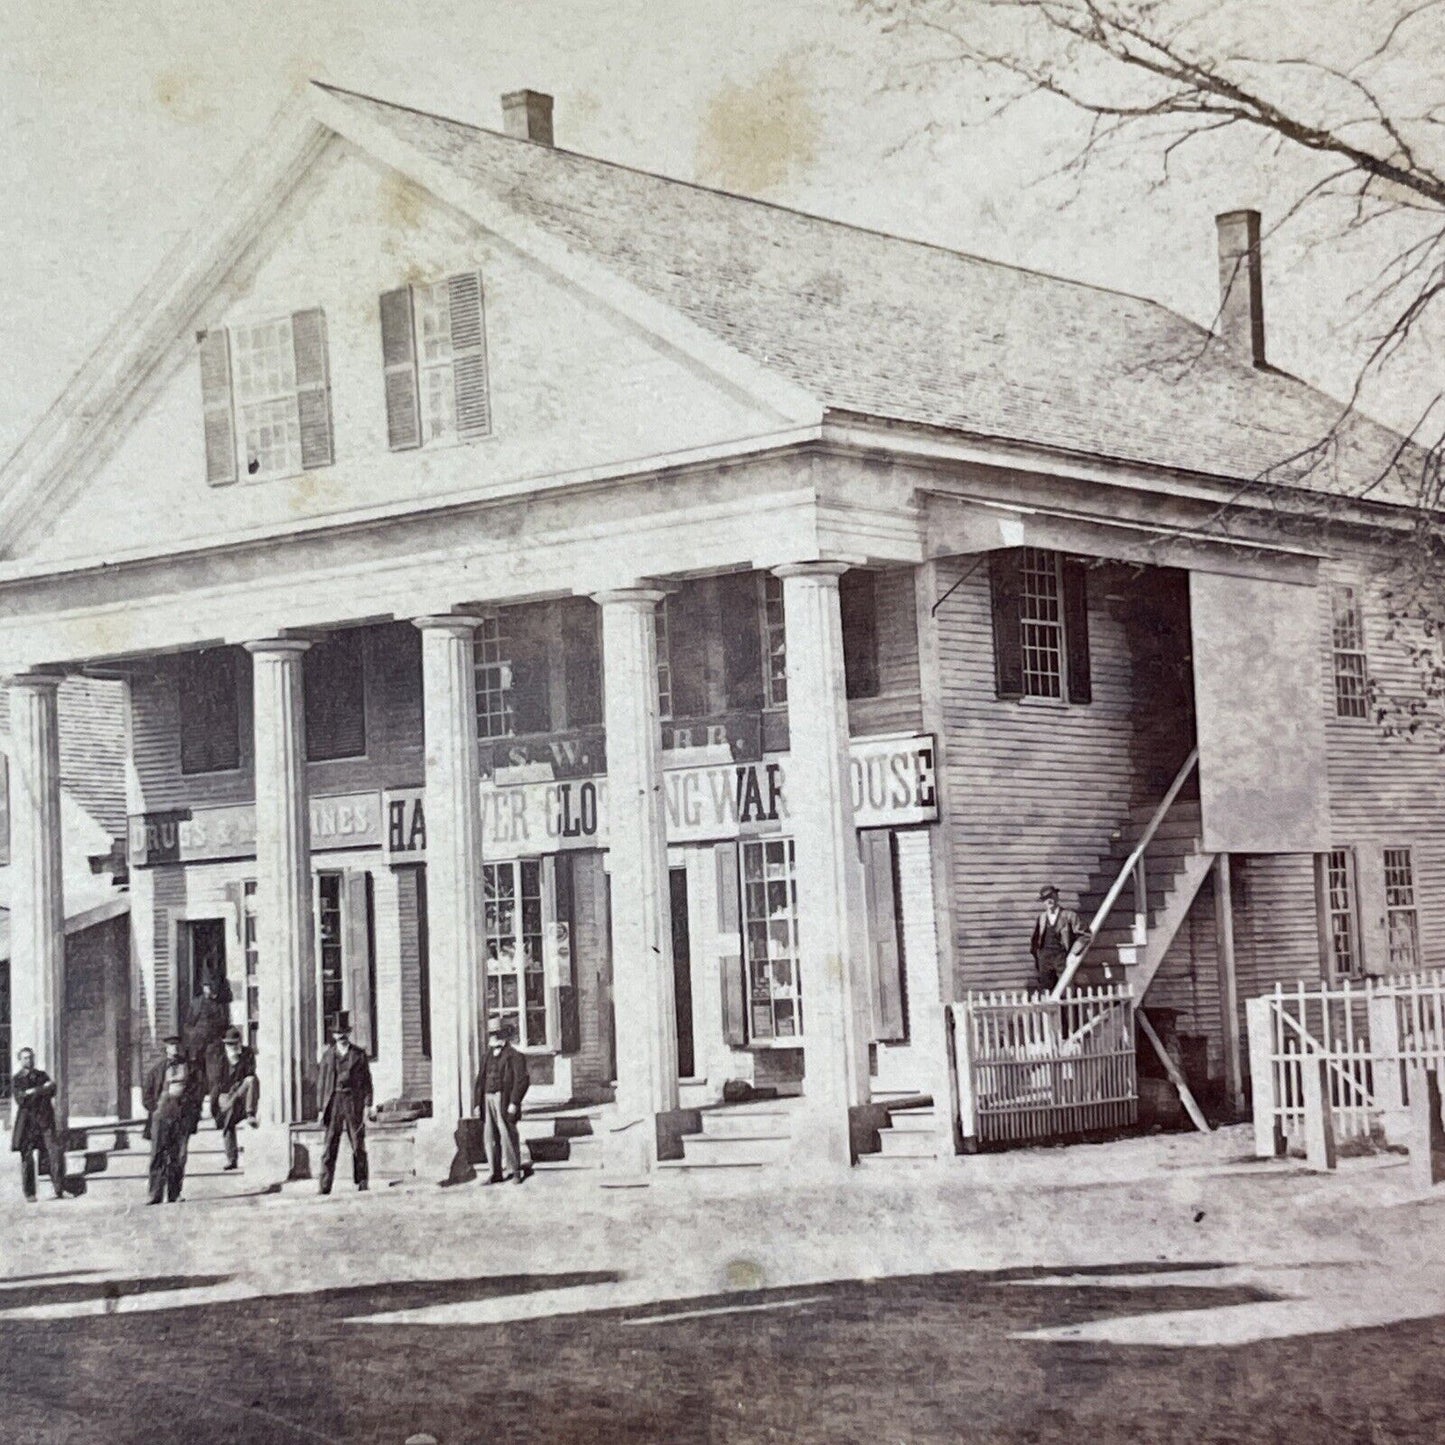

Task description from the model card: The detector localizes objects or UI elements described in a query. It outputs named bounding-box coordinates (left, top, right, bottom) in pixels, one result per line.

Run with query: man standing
left=10, top=1048, right=66, bottom=1202
left=1030, top=885, right=1088, bottom=994
left=473, top=1015, right=531, bottom=1185
left=142, top=1034, right=203, bottom=1205
left=317, top=1012, right=373, bottom=1195
left=181, top=977, right=229, bottom=1096
left=211, top=1026, right=258, bottom=1172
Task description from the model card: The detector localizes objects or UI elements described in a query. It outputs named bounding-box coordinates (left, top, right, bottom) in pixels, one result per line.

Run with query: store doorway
left=180, top=918, right=229, bottom=1008
left=670, top=867, right=695, bottom=1078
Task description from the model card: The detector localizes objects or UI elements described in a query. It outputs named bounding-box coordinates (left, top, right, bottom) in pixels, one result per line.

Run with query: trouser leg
left=483, top=1097, right=503, bottom=1180
left=43, top=1128, right=65, bottom=1198
left=240, top=1075, right=259, bottom=1120
left=501, top=1103, right=522, bottom=1178
left=319, top=1110, right=344, bottom=1193
left=167, top=1131, right=190, bottom=1202
left=486, top=1096, right=520, bottom=1179
left=218, top=1105, right=240, bottom=1167
left=20, top=1150, right=37, bottom=1201
left=148, top=1124, right=168, bottom=1205
left=347, top=1112, right=368, bottom=1188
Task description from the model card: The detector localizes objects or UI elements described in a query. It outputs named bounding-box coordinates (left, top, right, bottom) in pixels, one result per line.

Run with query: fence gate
left=1246, top=971, right=1445, bottom=1154
left=951, top=986, right=1137, bottom=1147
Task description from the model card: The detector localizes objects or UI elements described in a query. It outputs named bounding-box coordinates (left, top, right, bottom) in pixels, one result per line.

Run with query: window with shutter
left=381, top=270, right=492, bottom=449
left=179, top=649, right=242, bottom=775
left=989, top=548, right=1092, bottom=704
left=303, top=631, right=367, bottom=761
left=204, top=310, right=334, bottom=482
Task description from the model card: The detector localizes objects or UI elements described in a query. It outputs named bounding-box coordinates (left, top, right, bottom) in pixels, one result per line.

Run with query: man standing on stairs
left=473, top=1015, right=530, bottom=1185
left=1030, top=885, right=1087, bottom=993
left=211, top=1026, right=258, bottom=1173
left=10, top=1048, right=66, bottom=1202
left=142, top=1034, right=203, bottom=1205
left=182, top=977, right=229, bottom=1098
left=317, top=1012, right=373, bottom=1195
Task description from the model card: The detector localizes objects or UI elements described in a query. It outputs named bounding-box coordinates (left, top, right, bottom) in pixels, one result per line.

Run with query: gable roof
left=318, top=83, right=1419, bottom=508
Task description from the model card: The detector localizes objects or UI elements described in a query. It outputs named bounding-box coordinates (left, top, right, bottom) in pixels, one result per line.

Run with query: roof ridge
left=310, top=80, right=1205, bottom=331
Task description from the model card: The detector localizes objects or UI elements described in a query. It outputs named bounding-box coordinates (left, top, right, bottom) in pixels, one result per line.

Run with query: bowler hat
left=1038, top=885, right=1060, bottom=901
left=487, top=1014, right=517, bottom=1041
left=222, top=1025, right=243, bottom=1045
left=162, top=1032, right=182, bottom=1045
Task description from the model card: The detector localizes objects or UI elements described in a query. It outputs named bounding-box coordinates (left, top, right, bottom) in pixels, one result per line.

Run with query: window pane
left=1019, top=549, right=1064, bottom=699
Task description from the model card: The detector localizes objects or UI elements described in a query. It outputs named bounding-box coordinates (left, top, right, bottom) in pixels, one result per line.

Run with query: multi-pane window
left=1331, top=585, right=1369, bottom=720
left=1019, top=548, right=1065, bottom=700
left=474, top=614, right=514, bottom=740
left=741, top=838, right=802, bottom=1041
left=1321, top=849, right=1359, bottom=977
left=483, top=860, right=547, bottom=1048
left=242, top=882, right=259, bottom=1050
left=760, top=574, right=788, bottom=707
left=379, top=272, right=491, bottom=451
left=230, top=318, right=304, bottom=479
left=655, top=597, right=674, bottom=722
left=1384, top=847, right=1420, bottom=972
left=317, top=872, right=345, bottom=1030
left=179, top=649, right=242, bottom=776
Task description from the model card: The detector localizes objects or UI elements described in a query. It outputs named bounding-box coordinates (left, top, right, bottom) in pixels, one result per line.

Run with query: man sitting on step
left=211, top=1026, right=258, bottom=1172
left=473, top=1015, right=531, bottom=1185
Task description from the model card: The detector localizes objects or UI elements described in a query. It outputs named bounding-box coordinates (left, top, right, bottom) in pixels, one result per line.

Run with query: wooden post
left=1406, top=1066, right=1445, bottom=1191
left=1367, top=988, right=1407, bottom=1146
left=1138, top=1010, right=1210, bottom=1133
left=953, top=1001, right=980, bottom=1154
left=1245, top=995, right=1282, bottom=1157
left=1213, top=855, right=1244, bottom=1116
left=1300, top=1049, right=1337, bottom=1172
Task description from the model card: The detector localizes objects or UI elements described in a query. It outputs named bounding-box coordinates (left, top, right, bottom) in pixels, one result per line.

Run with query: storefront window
left=317, top=872, right=345, bottom=1027
left=741, top=837, right=802, bottom=1040
left=484, top=859, right=548, bottom=1047
left=242, top=881, right=259, bottom=1050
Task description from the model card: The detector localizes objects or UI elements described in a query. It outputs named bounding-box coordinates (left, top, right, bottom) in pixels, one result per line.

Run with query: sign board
left=129, top=791, right=383, bottom=867
left=480, top=729, right=606, bottom=783
left=384, top=732, right=937, bottom=863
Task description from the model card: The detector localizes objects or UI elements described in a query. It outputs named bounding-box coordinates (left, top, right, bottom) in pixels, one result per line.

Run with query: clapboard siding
left=935, top=558, right=1142, bottom=992
left=130, top=622, right=425, bottom=812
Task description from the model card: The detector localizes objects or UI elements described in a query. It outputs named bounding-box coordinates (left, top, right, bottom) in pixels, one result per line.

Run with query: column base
left=248, top=1123, right=301, bottom=1189
left=787, top=1099, right=855, bottom=1174
left=415, top=1115, right=476, bottom=1186
left=601, top=1114, right=655, bottom=1181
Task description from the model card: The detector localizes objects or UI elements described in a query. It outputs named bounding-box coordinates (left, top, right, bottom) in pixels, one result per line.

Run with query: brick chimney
left=1215, top=209, right=1266, bottom=367
left=502, top=90, right=554, bottom=146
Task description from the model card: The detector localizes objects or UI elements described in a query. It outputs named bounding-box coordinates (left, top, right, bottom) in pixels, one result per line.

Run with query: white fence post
left=1245, top=995, right=1281, bottom=1158
left=1367, top=987, right=1407, bottom=1145
left=952, top=1001, right=980, bottom=1154
left=1300, top=1047, right=1338, bottom=1172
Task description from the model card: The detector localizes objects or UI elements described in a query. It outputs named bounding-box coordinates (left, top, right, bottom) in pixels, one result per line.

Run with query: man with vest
left=142, top=1034, right=204, bottom=1205
left=10, top=1048, right=66, bottom=1202
left=317, top=1012, right=373, bottom=1195
left=1030, top=885, right=1088, bottom=994
left=473, top=1015, right=531, bottom=1185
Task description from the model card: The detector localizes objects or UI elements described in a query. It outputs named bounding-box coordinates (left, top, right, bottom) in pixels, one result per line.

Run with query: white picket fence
left=949, top=985, right=1137, bottom=1147
left=1246, top=971, right=1445, bottom=1154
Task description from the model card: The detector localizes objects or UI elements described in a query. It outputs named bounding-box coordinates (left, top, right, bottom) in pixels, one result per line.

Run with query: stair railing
left=1050, top=747, right=1200, bottom=1000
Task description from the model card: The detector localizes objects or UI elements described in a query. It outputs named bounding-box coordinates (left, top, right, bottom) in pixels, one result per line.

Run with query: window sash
left=655, top=598, right=674, bottom=722
left=739, top=837, right=802, bottom=1041
left=474, top=614, right=514, bottom=740
left=243, top=881, right=259, bottom=1050
left=317, top=872, right=345, bottom=1028
left=1384, top=847, right=1420, bottom=972
left=1321, top=848, right=1359, bottom=977
left=231, top=317, right=304, bottom=480
left=760, top=575, right=788, bottom=707
left=1019, top=548, right=1065, bottom=700
left=483, top=859, right=548, bottom=1048
left=1331, top=586, right=1369, bottom=720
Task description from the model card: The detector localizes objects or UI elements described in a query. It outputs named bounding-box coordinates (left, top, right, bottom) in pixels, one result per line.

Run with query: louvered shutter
left=989, top=551, right=1024, bottom=699
left=862, top=831, right=906, bottom=1042
left=1062, top=558, right=1093, bottom=704
left=379, top=287, right=421, bottom=451
left=197, top=330, right=237, bottom=486
left=447, top=271, right=491, bottom=439
left=0, top=752, right=10, bottom=868
left=290, top=308, right=334, bottom=469
left=715, top=842, right=747, bottom=1047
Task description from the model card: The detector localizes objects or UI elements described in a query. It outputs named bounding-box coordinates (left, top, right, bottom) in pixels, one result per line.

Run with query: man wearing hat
left=10, top=1047, right=66, bottom=1202
left=316, top=1011, right=373, bottom=1194
left=142, top=1033, right=204, bottom=1205
left=210, top=1026, right=258, bottom=1172
left=472, top=1014, right=531, bottom=1185
left=181, top=976, right=229, bottom=1097
left=1030, top=885, right=1088, bottom=994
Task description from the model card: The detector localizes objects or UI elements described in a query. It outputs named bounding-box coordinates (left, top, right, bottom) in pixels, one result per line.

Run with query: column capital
left=771, top=560, right=855, bottom=583
left=592, top=586, right=668, bottom=610
left=412, top=614, right=486, bottom=635
left=241, top=637, right=312, bottom=657
left=4, top=670, right=66, bottom=692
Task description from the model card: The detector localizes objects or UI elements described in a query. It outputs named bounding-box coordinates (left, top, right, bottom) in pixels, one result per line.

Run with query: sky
left=0, top=0, right=1437, bottom=466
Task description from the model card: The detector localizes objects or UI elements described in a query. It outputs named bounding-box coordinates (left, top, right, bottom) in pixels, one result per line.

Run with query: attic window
left=197, top=310, right=334, bottom=485
left=379, top=272, right=491, bottom=450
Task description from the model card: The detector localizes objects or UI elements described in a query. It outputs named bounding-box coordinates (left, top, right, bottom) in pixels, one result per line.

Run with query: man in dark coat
left=1030, top=885, right=1089, bottom=993
left=210, top=1026, right=258, bottom=1171
left=181, top=978, right=229, bottom=1095
left=142, top=1034, right=204, bottom=1205
left=317, top=1012, right=373, bottom=1195
left=10, top=1048, right=66, bottom=1202
left=473, top=1015, right=531, bottom=1185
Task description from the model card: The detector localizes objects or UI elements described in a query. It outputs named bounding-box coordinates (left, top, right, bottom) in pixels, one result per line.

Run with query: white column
left=597, top=587, right=677, bottom=1172
left=413, top=616, right=486, bottom=1180
left=243, top=639, right=316, bottom=1183
left=8, top=672, right=68, bottom=1133
left=776, top=562, right=871, bottom=1168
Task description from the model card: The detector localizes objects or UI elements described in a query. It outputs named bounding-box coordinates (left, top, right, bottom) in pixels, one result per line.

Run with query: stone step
left=656, top=1155, right=768, bottom=1172
left=698, top=1109, right=796, bottom=1139
left=884, top=1111, right=938, bottom=1135
left=679, top=1132, right=790, bottom=1166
